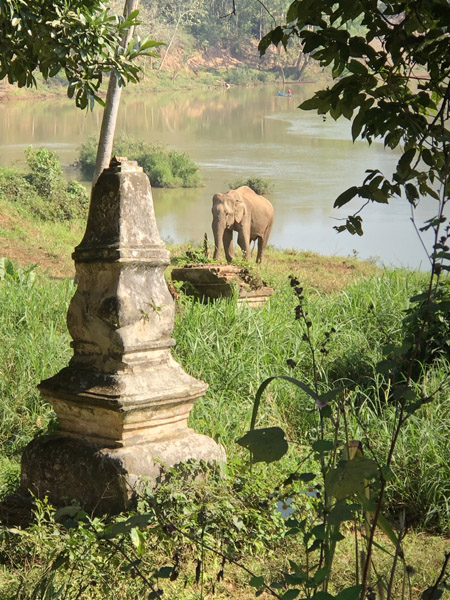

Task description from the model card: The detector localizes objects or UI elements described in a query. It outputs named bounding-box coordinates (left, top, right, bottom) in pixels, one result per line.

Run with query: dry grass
left=0, top=199, right=83, bottom=278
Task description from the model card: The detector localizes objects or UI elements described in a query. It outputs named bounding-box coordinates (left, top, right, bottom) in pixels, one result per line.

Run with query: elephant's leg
left=256, top=235, right=268, bottom=263
left=223, top=228, right=235, bottom=263
left=237, top=230, right=251, bottom=261
left=256, top=223, right=273, bottom=263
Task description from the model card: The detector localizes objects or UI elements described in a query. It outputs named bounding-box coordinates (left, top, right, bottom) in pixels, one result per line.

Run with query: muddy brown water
left=0, top=84, right=441, bottom=269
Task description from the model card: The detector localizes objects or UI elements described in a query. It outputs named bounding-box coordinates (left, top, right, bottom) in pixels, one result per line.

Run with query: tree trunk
left=159, top=11, right=183, bottom=71
left=92, top=0, right=140, bottom=185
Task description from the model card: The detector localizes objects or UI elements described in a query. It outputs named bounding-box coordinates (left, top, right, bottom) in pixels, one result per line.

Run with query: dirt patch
left=0, top=236, right=74, bottom=278
left=0, top=203, right=76, bottom=278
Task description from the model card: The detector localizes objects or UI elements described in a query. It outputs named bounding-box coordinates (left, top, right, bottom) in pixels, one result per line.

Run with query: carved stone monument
left=20, top=158, right=225, bottom=514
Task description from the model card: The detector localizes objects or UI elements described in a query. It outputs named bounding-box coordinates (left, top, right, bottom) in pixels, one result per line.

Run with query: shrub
left=228, top=176, right=272, bottom=195
left=25, top=147, right=64, bottom=198
left=78, top=133, right=203, bottom=188
left=0, top=148, right=89, bottom=222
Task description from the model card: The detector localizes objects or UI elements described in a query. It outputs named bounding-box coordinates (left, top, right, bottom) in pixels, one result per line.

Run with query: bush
left=25, top=147, right=64, bottom=198
left=78, top=133, right=203, bottom=188
left=228, top=176, right=272, bottom=195
left=0, top=148, right=89, bottom=222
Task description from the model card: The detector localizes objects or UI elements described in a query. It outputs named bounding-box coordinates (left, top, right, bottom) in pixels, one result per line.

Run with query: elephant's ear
left=235, top=197, right=246, bottom=223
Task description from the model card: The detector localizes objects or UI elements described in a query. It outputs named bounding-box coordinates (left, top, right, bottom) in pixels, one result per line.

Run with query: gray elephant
left=212, top=185, right=274, bottom=263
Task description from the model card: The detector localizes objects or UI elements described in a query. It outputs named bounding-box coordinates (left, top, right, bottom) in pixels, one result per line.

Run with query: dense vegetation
left=0, top=250, right=449, bottom=597
left=1, top=1, right=449, bottom=597
left=79, top=133, right=203, bottom=187
left=0, top=148, right=89, bottom=222
left=133, top=0, right=315, bottom=80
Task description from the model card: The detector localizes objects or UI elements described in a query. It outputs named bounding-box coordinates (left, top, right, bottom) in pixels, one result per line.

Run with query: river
left=0, top=84, right=441, bottom=270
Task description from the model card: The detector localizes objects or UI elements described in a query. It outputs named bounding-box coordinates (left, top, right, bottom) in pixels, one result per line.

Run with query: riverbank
left=0, top=187, right=377, bottom=291
left=0, top=53, right=329, bottom=104
left=1, top=230, right=449, bottom=598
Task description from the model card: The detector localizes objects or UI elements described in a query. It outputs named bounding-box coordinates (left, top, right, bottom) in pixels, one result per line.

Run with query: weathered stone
left=171, top=264, right=274, bottom=306
left=20, top=158, right=225, bottom=514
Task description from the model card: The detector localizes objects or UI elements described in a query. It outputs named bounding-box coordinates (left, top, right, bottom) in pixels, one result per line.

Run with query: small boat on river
left=277, top=89, right=293, bottom=97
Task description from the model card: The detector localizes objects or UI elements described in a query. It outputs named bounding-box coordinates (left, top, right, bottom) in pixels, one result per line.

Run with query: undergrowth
left=0, top=148, right=89, bottom=222
left=0, top=258, right=449, bottom=597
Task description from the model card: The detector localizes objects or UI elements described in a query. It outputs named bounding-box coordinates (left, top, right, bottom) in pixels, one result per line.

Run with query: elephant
left=211, top=185, right=274, bottom=263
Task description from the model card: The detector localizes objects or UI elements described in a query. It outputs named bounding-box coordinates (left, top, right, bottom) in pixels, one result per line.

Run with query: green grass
left=0, top=253, right=449, bottom=598
left=2, top=260, right=446, bottom=522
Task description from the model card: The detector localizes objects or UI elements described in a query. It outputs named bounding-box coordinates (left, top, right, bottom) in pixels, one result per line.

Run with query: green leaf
left=312, top=440, right=334, bottom=453
left=311, top=592, right=334, bottom=600
left=154, top=566, right=173, bottom=578
left=282, top=590, right=300, bottom=600
left=357, top=494, right=398, bottom=547
left=130, top=527, right=145, bottom=555
left=103, top=513, right=153, bottom=539
left=313, top=566, right=329, bottom=584
left=397, top=148, right=416, bottom=173
left=327, top=501, right=358, bottom=525
left=347, top=60, right=368, bottom=75
left=249, top=575, right=265, bottom=588
left=422, top=587, right=444, bottom=600
left=299, top=96, right=324, bottom=111
left=334, top=186, right=358, bottom=208
left=237, top=427, right=288, bottom=464
left=325, top=457, right=378, bottom=500
left=335, top=585, right=363, bottom=600
left=300, top=472, right=316, bottom=482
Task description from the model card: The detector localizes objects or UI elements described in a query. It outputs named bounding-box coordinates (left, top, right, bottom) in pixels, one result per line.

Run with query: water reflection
left=0, top=85, right=443, bottom=269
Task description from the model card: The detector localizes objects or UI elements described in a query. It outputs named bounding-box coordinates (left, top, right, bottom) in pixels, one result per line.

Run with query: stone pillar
left=20, top=158, right=224, bottom=514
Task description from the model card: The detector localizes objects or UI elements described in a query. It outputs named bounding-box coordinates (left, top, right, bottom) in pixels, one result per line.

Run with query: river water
left=0, top=84, right=441, bottom=269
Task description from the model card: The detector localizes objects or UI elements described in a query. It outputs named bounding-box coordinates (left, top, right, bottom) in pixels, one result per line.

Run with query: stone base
left=171, top=264, right=273, bottom=306
left=20, top=431, right=225, bottom=515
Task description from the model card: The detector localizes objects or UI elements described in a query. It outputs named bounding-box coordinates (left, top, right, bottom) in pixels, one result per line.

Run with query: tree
left=93, top=0, right=141, bottom=183
left=0, top=0, right=154, bottom=109
left=0, top=1, right=163, bottom=182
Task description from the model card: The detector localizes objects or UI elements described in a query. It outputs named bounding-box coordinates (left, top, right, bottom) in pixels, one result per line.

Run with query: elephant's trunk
left=212, top=203, right=227, bottom=260
left=212, top=213, right=226, bottom=260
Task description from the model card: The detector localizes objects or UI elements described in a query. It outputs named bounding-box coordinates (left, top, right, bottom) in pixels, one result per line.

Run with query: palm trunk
left=92, top=0, right=140, bottom=185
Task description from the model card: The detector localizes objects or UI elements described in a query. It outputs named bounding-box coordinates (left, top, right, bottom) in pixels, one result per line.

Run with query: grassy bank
left=1, top=180, right=449, bottom=597
left=0, top=249, right=449, bottom=597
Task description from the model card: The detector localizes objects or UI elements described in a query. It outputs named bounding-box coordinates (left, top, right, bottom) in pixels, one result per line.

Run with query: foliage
left=0, top=0, right=163, bottom=109
left=0, top=256, right=450, bottom=596
left=402, top=280, right=450, bottom=367
left=259, top=0, right=450, bottom=243
left=237, top=278, right=450, bottom=599
left=0, top=149, right=89, bottom=222
left=223, top=67, right=276, bottom=86
left=171, top=241, right=215, bottom=264
left=78, top=133, right=203, bottom=187
left=228, top=176, right=273, bottom=195
left=25, top=147, right=64, bottom=198
left=253, top=0, right=450, bottom=596
left=0, top=462, right=286, bottom=599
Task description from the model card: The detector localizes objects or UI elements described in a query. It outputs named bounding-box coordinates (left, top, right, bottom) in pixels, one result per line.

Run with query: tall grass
left=0, top=269, right=73, bottom=495
left=1, top=260, right=449, bottom=532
